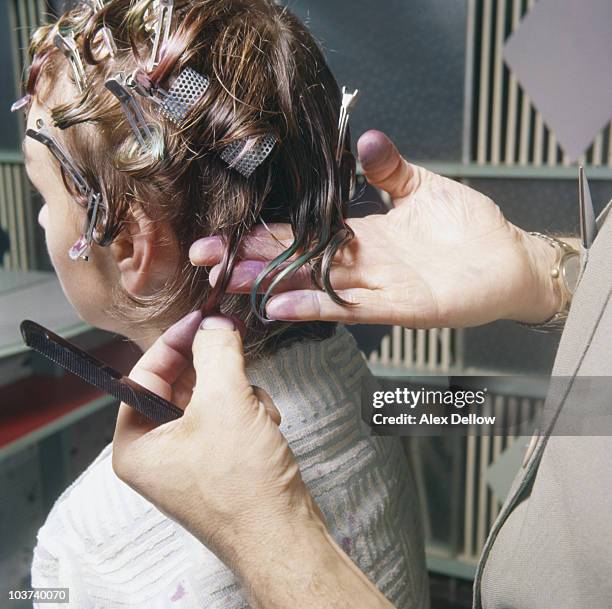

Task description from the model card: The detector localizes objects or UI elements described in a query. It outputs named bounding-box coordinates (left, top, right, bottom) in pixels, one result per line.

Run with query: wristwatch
left=520, top=232, right=581, bottom=331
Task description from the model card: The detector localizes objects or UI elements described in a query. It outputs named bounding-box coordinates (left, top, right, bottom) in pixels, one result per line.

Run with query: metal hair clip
left=54, top=32, right=87, bottom=93
left=131, top=67, right=273, bottom=176
left=82, top=0, right=117, bottom=57
left=26, top=123, right=90, bottom=196
left=158, top=67, right=209, bottom=124
left=26, top=122, right=103, bottom=261
left=106, top=74, right=154, bottom=149
left=68, top=193, right=103, bottom=261
left=335, top=86, right=359, bottom=164
left=131, top=66, right=210, bottom=125
left=148, top=0, right=174, bottom=71
left=220, top=135, right=277, bottom=178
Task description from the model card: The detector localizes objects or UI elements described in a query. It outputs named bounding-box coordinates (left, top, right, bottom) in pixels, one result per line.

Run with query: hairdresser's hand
left=113, top=313, right=397, bottom=609
left=190, top=130, right=559, bottom=328
left=112, top=312, right=319, bottom=567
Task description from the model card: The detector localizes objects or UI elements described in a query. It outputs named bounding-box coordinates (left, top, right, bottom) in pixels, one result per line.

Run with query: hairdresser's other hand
left=190, top=130, right=559, bottom=327
left=112, top=313, right=319, bottom=566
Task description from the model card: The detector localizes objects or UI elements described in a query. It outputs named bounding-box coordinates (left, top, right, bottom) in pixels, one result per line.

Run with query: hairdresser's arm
left=190, top=130, right=562, bottom=328
left=112, top=314, right=396, bottom=609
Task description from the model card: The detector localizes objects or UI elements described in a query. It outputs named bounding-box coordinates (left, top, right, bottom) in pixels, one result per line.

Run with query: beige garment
left=477, top=201, right=612, bottom=609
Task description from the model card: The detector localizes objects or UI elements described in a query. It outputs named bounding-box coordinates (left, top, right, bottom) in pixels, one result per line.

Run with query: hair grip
left=54, top=32, right=88, bottom=93
left=148, top=0, right=174, bottom=71
left=26, top=123, right=90, bottom=196
left=82, top=0, right=117, bottom=57
left=336, top=86, right=359, bottom=164
left=106, top=73, right=155, bottom=149
left=69, top=193, right=103, bottom=261
left=26, top=122, right=105, bottom=262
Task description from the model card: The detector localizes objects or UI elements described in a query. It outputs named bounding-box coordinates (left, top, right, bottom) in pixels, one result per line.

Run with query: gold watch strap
left=518, top=232, right=579, bottom=332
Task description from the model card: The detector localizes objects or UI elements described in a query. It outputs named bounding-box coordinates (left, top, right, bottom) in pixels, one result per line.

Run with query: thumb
left=357, top=130, right=426, bottom=202
left=190, top=316, right=253, bottom=415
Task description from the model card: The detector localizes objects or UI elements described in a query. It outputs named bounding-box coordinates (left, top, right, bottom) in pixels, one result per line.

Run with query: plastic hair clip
left=11, top=94, right=31, bottom=113
left=54, top=32, right=87, bottom=93
left=69, top=193, right=102, bottom=261
left=335, top=86, right=359, bottom=164
left=220, top=134, right=277, bottom=178
left=148, top=0, right=174, bottom=71
left=105, top=74, right=154, bottom=149
left=82, top=0, right=117, bottom=57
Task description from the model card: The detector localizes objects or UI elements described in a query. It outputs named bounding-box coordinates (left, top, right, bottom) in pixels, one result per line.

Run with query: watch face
left=562, top=254, right=581, bottom=294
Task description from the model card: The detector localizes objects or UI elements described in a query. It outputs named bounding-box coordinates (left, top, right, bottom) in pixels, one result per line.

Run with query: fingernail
left=200, top=315, right=236, bottom=331
left=162, top=310, right=203, bottom=351
left=189, top=237, right=223, bottom=265
left=357, top=130, right=393, bottom=169
left=266, top=294, right=301, bottom=321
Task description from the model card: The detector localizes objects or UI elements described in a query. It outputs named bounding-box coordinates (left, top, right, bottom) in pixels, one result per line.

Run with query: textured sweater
left=31, top=326, right=429, bottom=609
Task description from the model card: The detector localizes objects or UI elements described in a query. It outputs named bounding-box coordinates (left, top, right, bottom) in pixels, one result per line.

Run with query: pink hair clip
left=11, top=94, right=31, bottom=113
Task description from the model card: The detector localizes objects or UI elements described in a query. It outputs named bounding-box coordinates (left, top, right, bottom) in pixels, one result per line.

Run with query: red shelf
left=0, top=340, right=141, bottom=449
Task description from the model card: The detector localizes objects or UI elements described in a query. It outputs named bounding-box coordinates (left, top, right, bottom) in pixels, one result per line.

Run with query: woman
left=20, top=1, right=428, bottom=607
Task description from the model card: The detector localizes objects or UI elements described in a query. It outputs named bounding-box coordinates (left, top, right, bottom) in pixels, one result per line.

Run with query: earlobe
left=111, top=211, right=176, bottom=297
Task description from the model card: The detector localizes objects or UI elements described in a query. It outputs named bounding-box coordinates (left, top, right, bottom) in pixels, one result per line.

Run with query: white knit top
left=31, top=327, right=429, bottom=609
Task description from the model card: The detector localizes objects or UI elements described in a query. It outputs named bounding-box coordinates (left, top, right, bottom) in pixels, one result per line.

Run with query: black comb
left=20, top=320, right=183, bottom=424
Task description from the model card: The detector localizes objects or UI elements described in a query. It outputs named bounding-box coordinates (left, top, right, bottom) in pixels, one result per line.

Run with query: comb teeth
left=21, top=321, right=182, bottom=424
left=220, top=134, right=276, bottom=177
left=160, top=67, right=209, bottom=125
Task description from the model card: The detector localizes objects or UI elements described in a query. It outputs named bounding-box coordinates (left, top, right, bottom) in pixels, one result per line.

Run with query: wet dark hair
left=26, top=0, right=355, bottom=355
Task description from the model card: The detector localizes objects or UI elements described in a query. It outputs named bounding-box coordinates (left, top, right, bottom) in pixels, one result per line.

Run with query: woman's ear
left=110, top=209, right=179, bottom=297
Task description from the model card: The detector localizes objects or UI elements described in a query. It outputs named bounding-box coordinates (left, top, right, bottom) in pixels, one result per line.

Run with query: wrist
left=229, top=495, right=394, bottom=609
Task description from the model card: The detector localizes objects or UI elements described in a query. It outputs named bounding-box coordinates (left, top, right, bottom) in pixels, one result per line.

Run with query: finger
left=208, top=259, right=365, bottom=293
left=189, top=224, right=294, bottom=266
left=253, top=386, right=281, bottom=426
left=357, top=130, right=425, bottom=201
left=114, top=310, right=202, bottom=450
left=190, top=316, right=253, bottom=415
left=265, top=289, right=394, bottom=324
left=209, top=260, right=312, bottom=291
left=132, top=310, right=202, bottom=386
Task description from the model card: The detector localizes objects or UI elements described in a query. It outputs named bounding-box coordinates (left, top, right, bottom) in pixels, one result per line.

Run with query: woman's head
left=22, top=0, right=355, bottom=353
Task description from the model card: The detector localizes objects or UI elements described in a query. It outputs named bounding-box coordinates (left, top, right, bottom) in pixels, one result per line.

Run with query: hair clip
left=54, top=32, right=87, bottom=93
left=69, top=193, right=102, bottom=261
left=105, top=74, right=154, bottom=149
left=220, top=135, right=276, bottom=178
left=26, top=122, right=90, bottom=196
left=131, top=66, right=209, bottom=125
left=148, top=0, right=174, bottom=71
left=132, top=67, right=273, bottom=176
left=82, top=0, right=117, bottom=57
left=335, top=86, right=359, bottom=164
left=11, top=94, right=31, bottom=113
left=26, top=122, right=104, bottom=261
